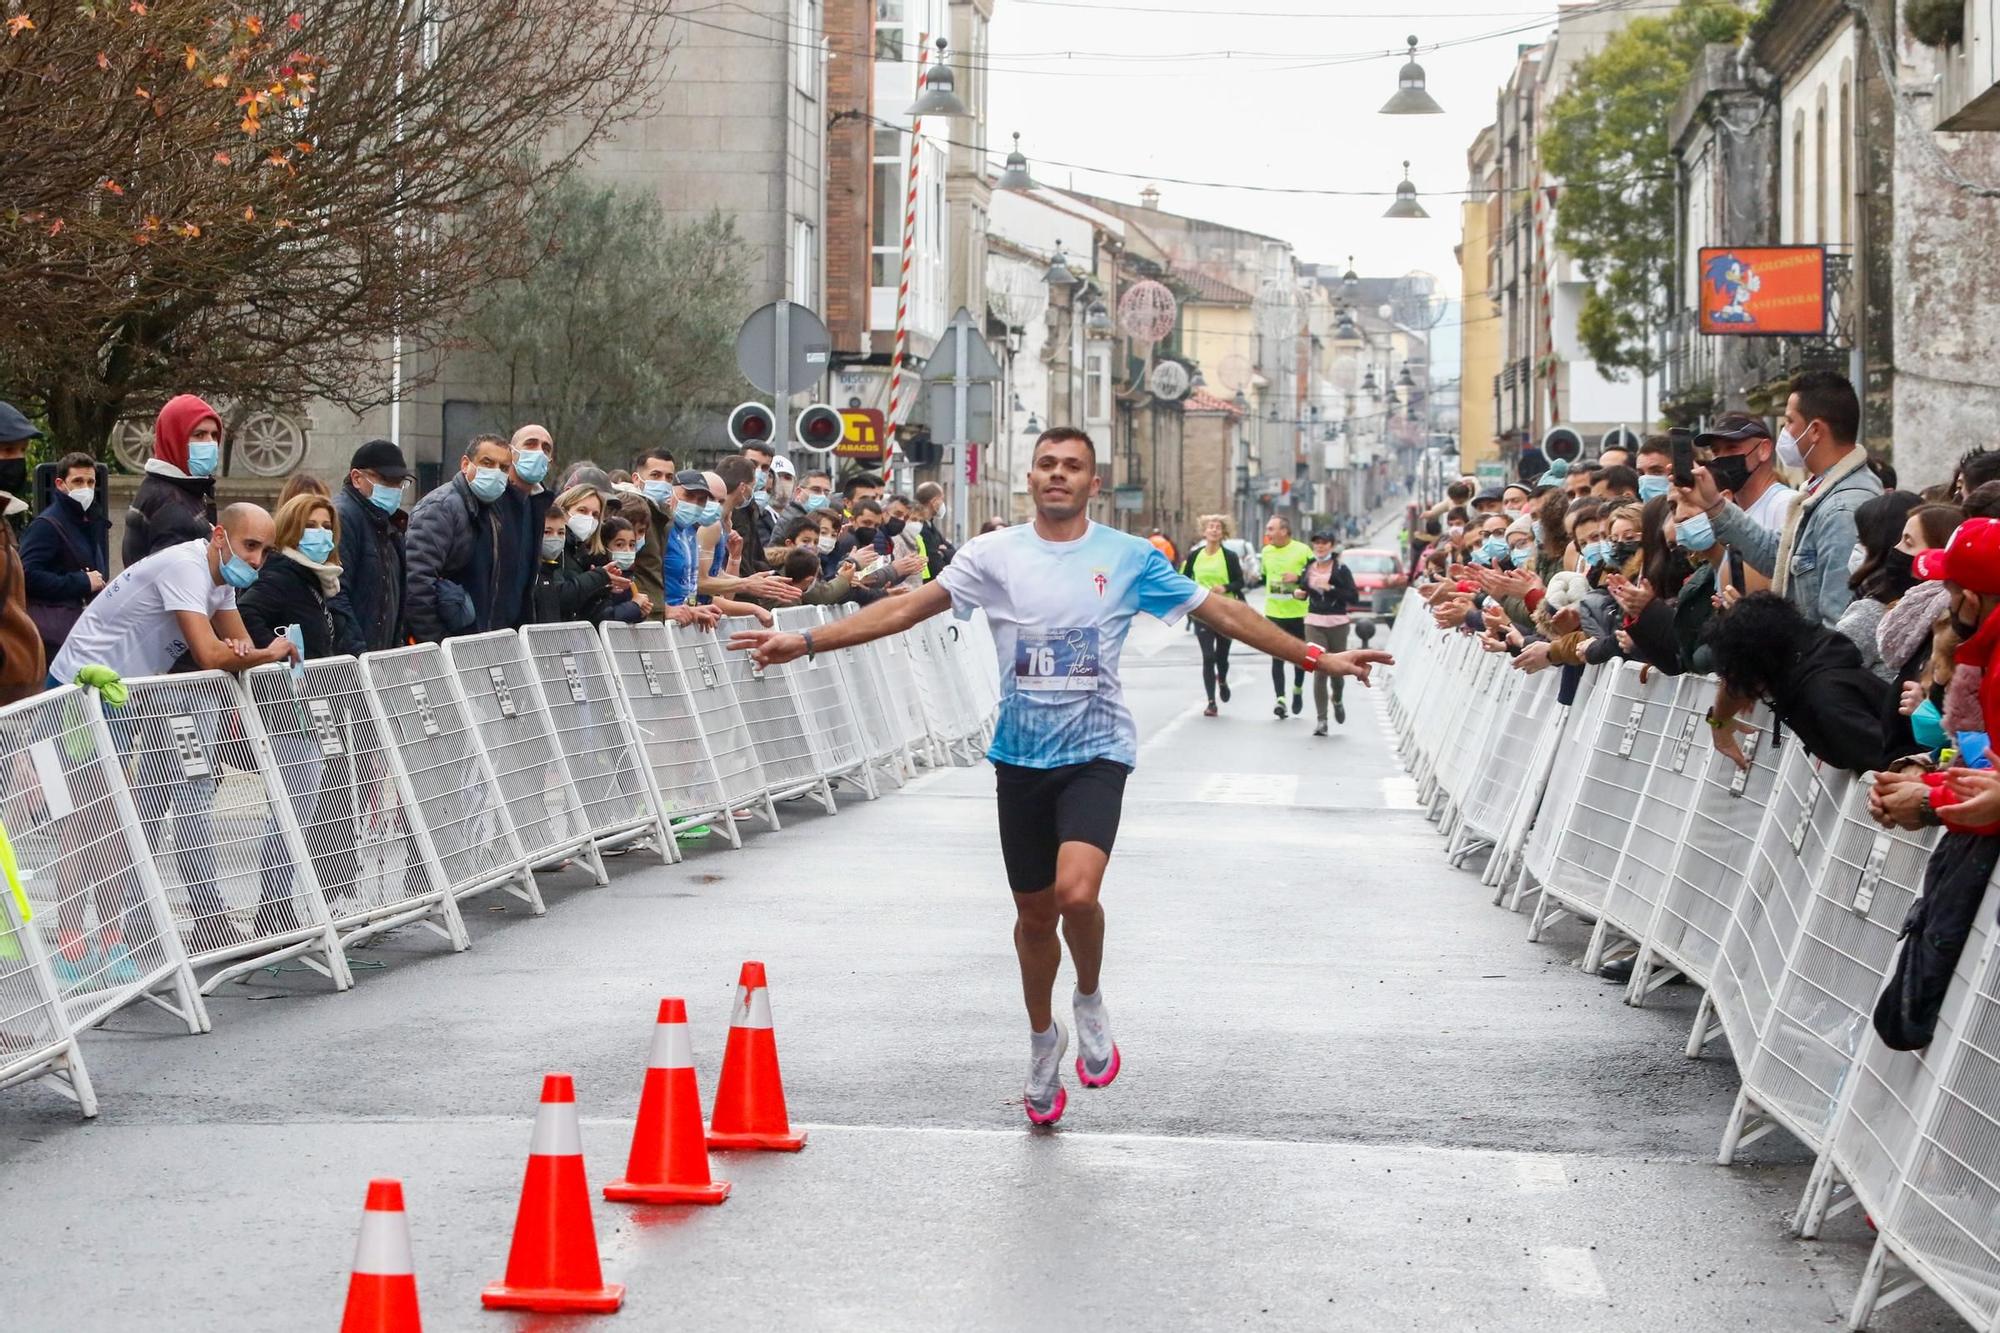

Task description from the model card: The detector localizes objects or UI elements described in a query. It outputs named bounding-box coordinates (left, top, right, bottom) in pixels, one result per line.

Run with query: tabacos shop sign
left=1696, top=246, right=1828, bottom=336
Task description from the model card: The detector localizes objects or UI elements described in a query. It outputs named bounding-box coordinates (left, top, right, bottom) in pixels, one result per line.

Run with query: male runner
left=729, top=428, right=1391, bottom=1125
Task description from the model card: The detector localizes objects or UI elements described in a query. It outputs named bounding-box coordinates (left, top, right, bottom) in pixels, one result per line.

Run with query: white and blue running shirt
left=937, top=521, right=1208, bottom=769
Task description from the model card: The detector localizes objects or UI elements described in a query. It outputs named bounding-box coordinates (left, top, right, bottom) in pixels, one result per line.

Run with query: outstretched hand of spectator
left=1549, top=605, right=1582, bottom=635
left=1710, top=718, right=1752, bottom=771
left=1899, top=679, right=1926, bottom=717
left=1944, top=767, right=2000, bottom=826
left=1607, top=574, right=1656, bottom=619
left=1870, top=769, right=1932, bottom=830
left=1479, top=566, right=1537, bottom=599
left=1512, top=641, right=1552, bottom=674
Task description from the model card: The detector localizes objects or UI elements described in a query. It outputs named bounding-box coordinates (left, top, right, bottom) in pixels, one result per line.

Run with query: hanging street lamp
left=1384, top=162, right=1428, bottom=219
left=907, top=38, right=971, bottom=118
left=1380, top=36, right=1444, bottom=115
left=996, top=132, right=1035, bottom=192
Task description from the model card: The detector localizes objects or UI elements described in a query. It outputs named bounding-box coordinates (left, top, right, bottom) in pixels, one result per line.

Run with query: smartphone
left=1670, top=430, right=1698, bottom=487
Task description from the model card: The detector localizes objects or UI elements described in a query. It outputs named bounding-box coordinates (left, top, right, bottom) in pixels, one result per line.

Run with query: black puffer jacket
left=237, top=552, right=358, bottom=660
left=403, top=474, right=502, bottom=643
left=123, top=470, right=215, bottom=569
left=1766, top=629, right=1916, bottom=775
left=331, top=481, right=404, bottom=653
left=1300, top=557, right=1360, bottom=617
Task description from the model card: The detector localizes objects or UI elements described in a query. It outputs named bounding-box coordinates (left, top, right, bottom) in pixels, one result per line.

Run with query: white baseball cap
left=771, top=455, right=796, bottom=478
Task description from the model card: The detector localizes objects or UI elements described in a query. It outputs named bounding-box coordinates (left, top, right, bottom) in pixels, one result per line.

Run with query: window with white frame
left=874, top=0, right=903, bottom=61
left=1085, top=348, right=1112, bottom=421
left=871, top=129, right=904, bottom=290
left=791, top=219, right=817, bottom=306
left=792, top=0, right=819, bottom=96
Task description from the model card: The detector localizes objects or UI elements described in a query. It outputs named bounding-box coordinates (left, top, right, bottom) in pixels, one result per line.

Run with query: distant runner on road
left=731, top=427, right=1392, bottom=1127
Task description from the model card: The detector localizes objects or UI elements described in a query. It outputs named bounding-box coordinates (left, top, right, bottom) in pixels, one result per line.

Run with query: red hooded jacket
left=150, top=394, right=221, bottom=474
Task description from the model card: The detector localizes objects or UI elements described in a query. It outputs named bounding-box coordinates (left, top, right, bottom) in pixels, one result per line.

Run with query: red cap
left=1915, top=518, right=2000, bottom=593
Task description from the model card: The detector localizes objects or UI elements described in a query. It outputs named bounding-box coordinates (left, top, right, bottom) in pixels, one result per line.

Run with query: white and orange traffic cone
left=707, top=961, right=807, bottom=1152
left=481, top=1073, right=625, bottom=1313
left=340, top=1178, right=422, bottom=1333
left=605, top=997, right=731, bottom=1205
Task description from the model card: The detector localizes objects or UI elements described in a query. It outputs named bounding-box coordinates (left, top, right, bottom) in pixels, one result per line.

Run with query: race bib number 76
left=1015, top=627, right=1100, bottom=692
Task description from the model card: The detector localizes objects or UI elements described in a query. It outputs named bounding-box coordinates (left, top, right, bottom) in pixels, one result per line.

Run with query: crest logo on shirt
left=1092, top=570, right=1108, bottom=598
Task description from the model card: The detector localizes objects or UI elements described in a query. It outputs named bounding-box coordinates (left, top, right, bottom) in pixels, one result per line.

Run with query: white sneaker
left=1024, top=1020, right=1068, bottom=1126
left=1073, top=993, right=1122, bottom=1088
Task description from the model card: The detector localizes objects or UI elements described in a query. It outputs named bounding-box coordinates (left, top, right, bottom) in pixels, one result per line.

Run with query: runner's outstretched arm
left=729, top=580, right=954, bottom=665
left=1188, top=593, right=1394, bottom=685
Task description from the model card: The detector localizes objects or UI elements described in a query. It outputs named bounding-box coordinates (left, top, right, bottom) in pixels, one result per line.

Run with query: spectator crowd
left=1408, top=367, right=2000, bottom=1044
left=0, top=393, right=982, bottom=700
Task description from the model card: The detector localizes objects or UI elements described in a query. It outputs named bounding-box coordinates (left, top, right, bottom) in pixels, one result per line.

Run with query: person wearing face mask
left=21, top=449, right=111, bottom=663
left=123, top=393, right=224, bottom=570
left=1874, top=505, right=1963, bottom=741
left=1696, top=413, right=1795, bottom=533
left=329, top=438, right=410, bottom=653
left=1681, top=371, right=1879, bottom=630
left=0, top=404, right=49, bottom=703
left=403, top=434, right=514, bottom=643
left=769, top=455, right=796, bottom=513
left=788, top=468, right=836, bottom=525
left=912, top=481, right=957, bottom=577
left=236, top=494, right=360, bottom=662
left=1633, top=436, right=1676, bottom=505
left=500, top=424, right=558, bottom=630
left=1833, top=491, right=1924, bottom=680
left=620, top=446, right=678, bottom=618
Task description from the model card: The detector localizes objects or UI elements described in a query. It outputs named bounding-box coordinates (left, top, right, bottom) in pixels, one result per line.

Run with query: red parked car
left=1342, top=547, right=1406, bottom=616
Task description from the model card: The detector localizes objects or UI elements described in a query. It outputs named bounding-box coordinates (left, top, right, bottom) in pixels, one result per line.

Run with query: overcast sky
left=984, top=1, right=1577, bottom=303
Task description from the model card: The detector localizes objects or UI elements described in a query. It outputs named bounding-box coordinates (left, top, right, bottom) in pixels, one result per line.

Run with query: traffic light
left=794, top=404, right=843, bottom=453
left=727, top=401, right=776, bottom=449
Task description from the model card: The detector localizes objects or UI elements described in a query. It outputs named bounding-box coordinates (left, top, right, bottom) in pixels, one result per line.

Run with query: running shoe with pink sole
left=1024, top=1020, right=1069, bottom=1126
left=1074, top=994, right=1121, bottom=1088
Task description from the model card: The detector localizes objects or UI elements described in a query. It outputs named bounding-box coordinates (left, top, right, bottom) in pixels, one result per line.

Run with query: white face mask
left=567, top=513, right=599, bottom=543
left=817, top=535, right=835, bottom=554
left=1775, top=424, right=1811, bottom=471
left=1848, top=542, right=1868, bottom=575
left=66, top=486, right=95, bottom=511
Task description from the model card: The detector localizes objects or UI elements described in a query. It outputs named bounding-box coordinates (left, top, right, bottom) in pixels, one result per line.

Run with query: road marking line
left=1195, top=772, right=1299, bottom=805
left=1512, top=1155, right=1570, bottom=1191
left=1138, top=702, right=1203, bottom=757
left=1536, top=1246, right=1609, bottom=1301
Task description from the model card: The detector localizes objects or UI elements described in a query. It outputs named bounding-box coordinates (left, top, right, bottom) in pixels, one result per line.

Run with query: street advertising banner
left=1696, top=246, right=1827, bottom=336
left=836, top=408, right=889, bottom=461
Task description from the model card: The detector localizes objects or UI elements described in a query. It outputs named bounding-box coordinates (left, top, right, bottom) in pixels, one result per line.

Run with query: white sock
left=1074, top=988, right=1106, bottom=1021
left=1031, top=1022, right=1061, bottom=1053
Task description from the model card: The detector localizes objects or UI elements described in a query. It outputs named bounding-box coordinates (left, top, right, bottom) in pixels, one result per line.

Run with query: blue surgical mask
left=1583, top=539, right=1612, bottom=569
left=699, top=500, right=722, bottom=527
left=220, top=535, right=259, bottom=589
left=635, top=536, right=645, bottom=552
left=673, top=504, right=701, bottom=529
left=467, top=466, right=507, bottom=502
left=804, top=492, right=829, bottom=512
left=513, top=448, right=550, bottom=484
left=1510, top=545, right=1536, bottom=568
left=1637, top=474, right=1672, bottom=502
left=1480, top=536, right=1510, bottom=564
left=298, top=528, right=335, bottom=563
left=368, top=482, right=403, bottom=514
left=187, top=439, right=220, bottom=477
left=610, top=548, right=637, bottom=569
left=643, top=479, right=674, bottom=506
left=1470, top=547, right=1491, bottom=567
left=1675, top=512, right=1715, bottom=551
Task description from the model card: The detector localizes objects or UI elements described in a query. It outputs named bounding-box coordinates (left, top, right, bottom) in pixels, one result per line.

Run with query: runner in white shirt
left=731, top=428, right=1391, bottom=1126
left=50, top=504, right=298, bottom=685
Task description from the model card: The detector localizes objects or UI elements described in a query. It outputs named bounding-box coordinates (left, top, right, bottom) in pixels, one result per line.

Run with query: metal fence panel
left=871, top=631, right=933, bottom=755
left=0, top=867, right=97, bottom=1116
left=598, top=621, right=740, bottom=846
left=1705, top=745, right=1848, bottom=1063
left=1728, top=778, right=1937, bottom=1162
left=520, top=623, right=671, bottom=853
left=244, top=658, right=465, bottom=954
left=1451, top=666, right=1540, bottom=849
left=1823, top=881, right=2000, bottom=1231
left=1431, top=650, right=1510, bottom=813
left=714, top=615, right=830, bottom=808
left=441, top=630, right=602, bottom=876
left=360, top=644, right=540, bottom=911
left=117, top=670, right=350, bottom=991
left=1533, top=661, right=1683, bottom=927
left=1588, top=674, right=1714, bottom=966
left=0, top=687, right=207, bottom=1035
left=665, top=622, right=775, bottom=823
left=1870, top=920, right=2000, bottom=1329
left=1628, top=704, right=1783, bottom=998
left=774, top=607, right=873, bottom=795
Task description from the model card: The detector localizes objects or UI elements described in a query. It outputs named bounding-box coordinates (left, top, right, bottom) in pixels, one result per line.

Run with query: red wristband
left=1301, top=642, right=1325, bottom=671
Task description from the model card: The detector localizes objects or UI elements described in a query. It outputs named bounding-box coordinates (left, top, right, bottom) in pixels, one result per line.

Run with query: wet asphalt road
left=0, top=522, right=1963, bottom=1330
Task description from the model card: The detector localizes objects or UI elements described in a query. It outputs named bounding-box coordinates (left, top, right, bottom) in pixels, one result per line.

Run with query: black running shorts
left=994, top=758, right=1131, bottom=894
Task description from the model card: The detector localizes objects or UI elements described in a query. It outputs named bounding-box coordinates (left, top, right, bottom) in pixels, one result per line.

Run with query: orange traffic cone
left=481, top=1073, right=625, bottom=1313
left=604, top=997, right=732, bottom=1205
left=707, top=961, right=808, bottom=1151
left=340, top=1178, right=422, bottom=1333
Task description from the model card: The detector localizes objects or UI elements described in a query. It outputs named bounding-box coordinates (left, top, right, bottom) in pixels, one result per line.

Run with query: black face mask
left=881, top=517, right=907, bottom=538
left=1873, top=547, right=1919, bottom=599
left=1705, top=450, right=1757, bottom=495
left=852, top=525, right=877, bottom=541
left=1610, top=539, right=1641, bottom=566
left=0, top=459, right=28, bottom=498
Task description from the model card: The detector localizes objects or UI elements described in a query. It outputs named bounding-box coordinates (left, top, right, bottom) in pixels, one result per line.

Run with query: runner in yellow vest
left=1259, top=515, right=1313, bottom=719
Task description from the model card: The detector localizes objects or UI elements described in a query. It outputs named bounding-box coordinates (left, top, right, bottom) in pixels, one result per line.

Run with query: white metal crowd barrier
left=1387, top=602, right=2000, bottom=1330
left=0, top=609, right=998, bottom=1121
